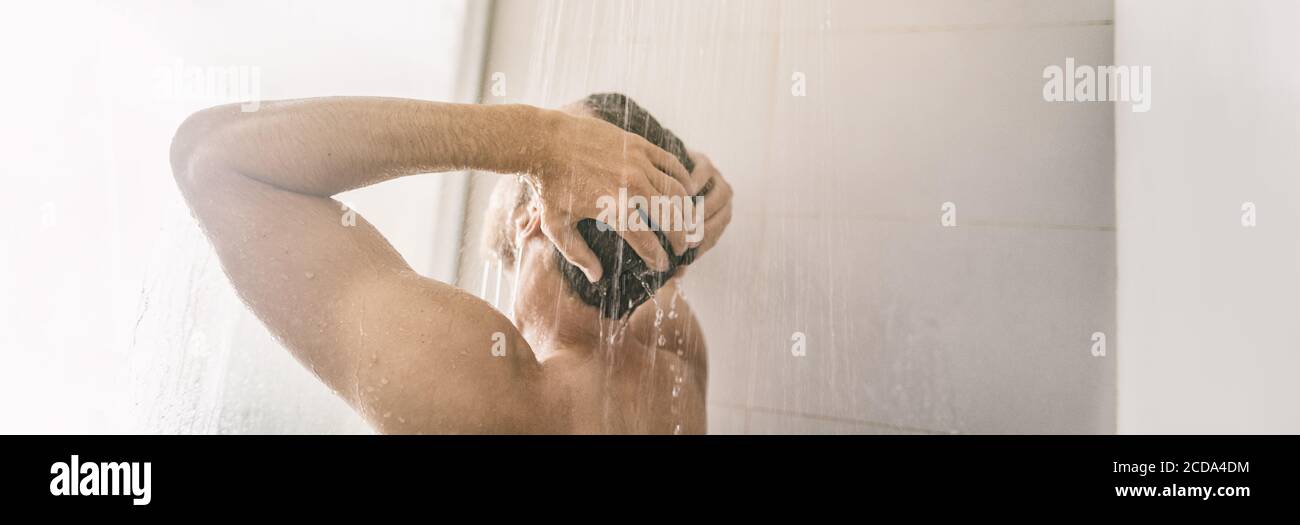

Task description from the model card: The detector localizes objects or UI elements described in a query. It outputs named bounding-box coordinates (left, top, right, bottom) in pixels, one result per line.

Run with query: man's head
left=484, top=93, right=697, bottom=322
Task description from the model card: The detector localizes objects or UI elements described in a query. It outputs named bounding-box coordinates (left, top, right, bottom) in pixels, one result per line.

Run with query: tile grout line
left=735, top=209, right=1117, bottom=232
left=710, top=401, right=954, bottom=435
left=847, top=18, right=1114, bottom=35
left=553, top=19, right=1115, bottom=44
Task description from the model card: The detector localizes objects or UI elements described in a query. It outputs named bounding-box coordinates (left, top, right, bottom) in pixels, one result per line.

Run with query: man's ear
left=559, top=99, right=594, bottom=118
left=513, top=202, right=542, bottom=240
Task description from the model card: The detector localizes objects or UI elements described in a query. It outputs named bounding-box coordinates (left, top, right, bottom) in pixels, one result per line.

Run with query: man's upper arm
left=172, top=155, right=554, bottom=433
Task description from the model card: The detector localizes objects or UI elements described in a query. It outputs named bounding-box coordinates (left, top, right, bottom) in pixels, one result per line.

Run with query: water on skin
left=640, top=278, right=686, bottom=433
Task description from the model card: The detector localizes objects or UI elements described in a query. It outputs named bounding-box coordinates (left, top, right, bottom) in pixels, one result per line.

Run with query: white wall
left=471, top=0, right=1117, bottom=433
left=0, top=0, right=481, bottom=433
left=1116, top=0, right=1300, bottom=433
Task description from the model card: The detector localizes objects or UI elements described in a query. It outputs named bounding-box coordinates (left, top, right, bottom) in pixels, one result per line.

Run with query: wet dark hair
left=555, top=93, right=699, bottom=319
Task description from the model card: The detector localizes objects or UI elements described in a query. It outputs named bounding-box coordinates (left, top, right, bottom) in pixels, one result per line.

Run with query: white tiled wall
left=0, top=0, right=478, bottom=433
left=467, top=0, right=1116, bottom=434
left=1116, top=0, right=1300, bottom=433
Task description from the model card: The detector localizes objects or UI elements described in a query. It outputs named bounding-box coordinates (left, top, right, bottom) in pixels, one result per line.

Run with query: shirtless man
left=169, top=95, right=733, bottom=434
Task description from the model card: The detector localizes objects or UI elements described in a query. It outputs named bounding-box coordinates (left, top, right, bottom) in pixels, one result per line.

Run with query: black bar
left=2, top=436, right=1292, bottom=512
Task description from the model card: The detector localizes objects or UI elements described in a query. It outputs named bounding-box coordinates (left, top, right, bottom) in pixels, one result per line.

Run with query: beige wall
left=466, top=0, right=1117, bottom=433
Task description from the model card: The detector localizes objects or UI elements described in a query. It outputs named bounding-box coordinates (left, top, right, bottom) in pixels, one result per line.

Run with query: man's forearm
left=170, top=97, right=552, bottom=196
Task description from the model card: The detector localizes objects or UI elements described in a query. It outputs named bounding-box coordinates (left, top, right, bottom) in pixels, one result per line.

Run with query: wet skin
left=169, top=97, right=733, bottom=433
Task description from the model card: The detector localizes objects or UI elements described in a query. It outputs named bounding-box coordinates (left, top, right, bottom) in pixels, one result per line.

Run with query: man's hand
left=683, top=150, right=733, bottom=259
left=528, top=110, right=698, bottom=282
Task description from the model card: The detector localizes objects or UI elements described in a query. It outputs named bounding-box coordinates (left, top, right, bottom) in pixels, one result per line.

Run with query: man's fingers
left=639, top=159, right=690, bottom=199
left=697, top=198, right=733, bottom=256
left=661, top=217, right=690, bottom=257
left=688, top=163, right=731, bottom=249
left=620, top=228, right=672, bottom=272
left=702, top=172, right=733, bottom=221
left=641, top=139, right=695, bottom=194
left=634, top=174, right=691, bottom=256
left=541, top=216, right=603, bottom=282
left=686, top=150, right=717, bottom=196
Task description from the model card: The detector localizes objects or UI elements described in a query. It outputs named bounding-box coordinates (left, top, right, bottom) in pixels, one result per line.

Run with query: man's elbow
left=168, top=105, right=238, bottom=189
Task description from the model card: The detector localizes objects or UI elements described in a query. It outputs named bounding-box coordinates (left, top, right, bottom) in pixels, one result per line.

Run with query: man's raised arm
left=170, top=98, right=547, bottom=196
left=168, top=97, right=696, bottom=433
left=169, top=98, right=567, bottom=433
